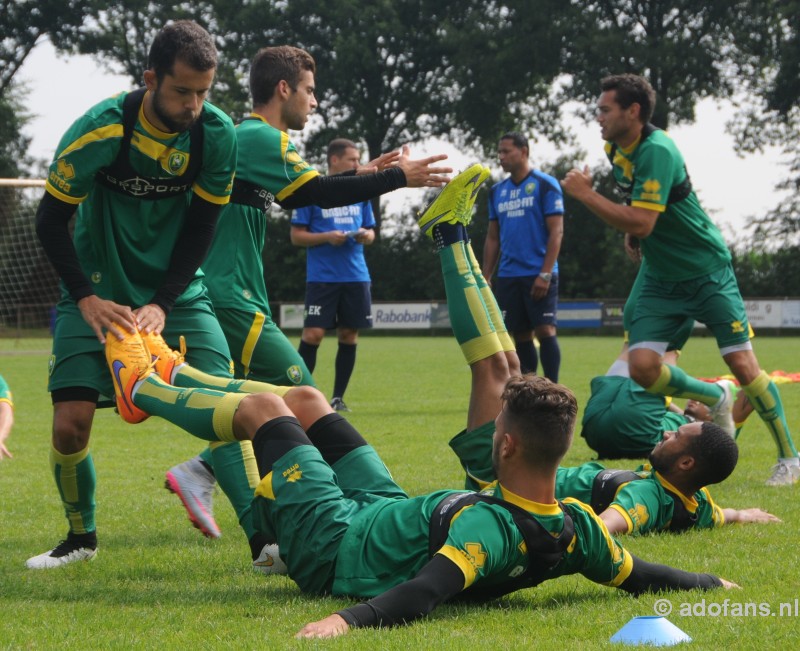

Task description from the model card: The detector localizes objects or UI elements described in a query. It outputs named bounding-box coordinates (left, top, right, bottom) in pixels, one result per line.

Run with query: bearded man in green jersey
left=562, top=73, right=799, bottom=486
left=26, top=20, right=276, bottom=569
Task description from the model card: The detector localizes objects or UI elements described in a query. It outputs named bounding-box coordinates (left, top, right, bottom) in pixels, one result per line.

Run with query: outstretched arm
left=618, top=554, right=736, bottom=595
left=722, top=508, right=781, bottom=524
left=296, top=554, right=464, bottom=639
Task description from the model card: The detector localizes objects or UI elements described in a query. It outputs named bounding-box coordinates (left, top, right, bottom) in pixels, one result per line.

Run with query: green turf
left=1, top=335, right=798, bottom=648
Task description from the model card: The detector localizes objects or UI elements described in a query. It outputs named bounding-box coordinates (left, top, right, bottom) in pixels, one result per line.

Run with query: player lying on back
left=453, top=418, right=779, bottom=536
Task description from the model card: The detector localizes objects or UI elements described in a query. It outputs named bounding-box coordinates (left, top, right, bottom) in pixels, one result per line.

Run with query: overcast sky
left=17, top=39, right=791, bottom=242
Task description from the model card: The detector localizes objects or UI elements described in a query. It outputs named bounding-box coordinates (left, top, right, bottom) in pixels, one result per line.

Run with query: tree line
left=1, top=0, right=797, bottom=304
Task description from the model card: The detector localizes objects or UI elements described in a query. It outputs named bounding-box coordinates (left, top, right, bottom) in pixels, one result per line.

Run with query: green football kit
left=581, top=375, right=687, bottom=459
left=202, top=115, right=318, bottom=387
left=37, top=89, right=270, bottom=540
left=554, top=462, right=724, bottom=535
left=607, top=126, right=796, bottom=460
left=450, top=427, right=723, bottom=535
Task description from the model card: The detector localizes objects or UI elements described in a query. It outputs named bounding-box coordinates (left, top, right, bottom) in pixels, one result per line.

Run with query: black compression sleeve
left=278, top=167, right=406, bottom=210
left=34, top=192, right=92, bottom=302
left=337, top=554, right=464, bottom=628
left=618, top=554, right=723, bottom=595
left=149, top=195, right=222, bottom=314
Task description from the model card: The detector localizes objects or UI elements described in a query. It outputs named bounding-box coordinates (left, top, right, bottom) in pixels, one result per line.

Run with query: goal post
left=0, top=178, right=60, bottom=335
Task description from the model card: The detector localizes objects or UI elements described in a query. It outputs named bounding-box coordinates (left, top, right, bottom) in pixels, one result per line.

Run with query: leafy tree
left=557, top=0, right=754, bottom=128
left=0, top=0, right=89, bottom=99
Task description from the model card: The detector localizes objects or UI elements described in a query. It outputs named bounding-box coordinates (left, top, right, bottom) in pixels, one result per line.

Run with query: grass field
left=1, top=335, right=798, bottom=649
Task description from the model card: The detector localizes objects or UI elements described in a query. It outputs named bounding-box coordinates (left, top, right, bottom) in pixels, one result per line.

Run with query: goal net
left=0, top=179, right=60, bottom=333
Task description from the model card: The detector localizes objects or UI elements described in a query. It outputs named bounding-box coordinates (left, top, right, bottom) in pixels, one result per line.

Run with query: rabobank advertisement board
left=279, top=299, right=800, bottom=331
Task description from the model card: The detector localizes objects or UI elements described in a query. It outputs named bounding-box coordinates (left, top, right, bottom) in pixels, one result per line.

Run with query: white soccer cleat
left=765, top=459, right=800, bottom=487
left=26, top=538, right=97, bottom=569
left=253, top=543, right=288, bottom=575
left=710, top=379, right=737, bottom=438
left=165, top=456, right=221, bottom=539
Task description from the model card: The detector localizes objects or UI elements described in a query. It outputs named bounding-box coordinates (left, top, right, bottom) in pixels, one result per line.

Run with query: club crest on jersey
left=167, top=151, right=188, bottom=174
left=731, top=321, right=745, bottom=334
left=524, top=181, right=536, bottom=195
left=286, top=365, right=303, bottom=384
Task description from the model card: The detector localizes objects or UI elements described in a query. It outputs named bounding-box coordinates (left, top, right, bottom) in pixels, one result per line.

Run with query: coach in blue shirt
left=482, top=132, right=564, bottom=381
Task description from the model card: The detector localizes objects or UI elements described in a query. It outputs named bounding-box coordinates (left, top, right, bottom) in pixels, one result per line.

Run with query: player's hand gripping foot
left=141, top=331, right=186, bottom=383
left=105, top=324, right=155, bottom=423
left=165, top=456, right=221, bottom=538
left=417, top=164, right=490, bottom=237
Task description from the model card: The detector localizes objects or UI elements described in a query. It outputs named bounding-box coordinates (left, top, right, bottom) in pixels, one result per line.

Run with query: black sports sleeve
left=618, top=554, right=723, bottom=595
left=336, top=554, right=465, bottom=629
left=149, top=195, right=222, bottom=314
left=34, top=192, right=91, bottom=302
left=278, top=167, right=406, bottom=210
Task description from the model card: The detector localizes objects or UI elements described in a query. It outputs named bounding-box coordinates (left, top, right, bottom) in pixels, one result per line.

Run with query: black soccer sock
left=298, top=340, right=319, bottom=374
left=306, top=412, right=369, bottom=465
left=251, top=416, right=310, bottom=477
left=432, top=222, right=467, bottom=251
left=333, top=342, right=357, bottom=399
left=538, top=336, right=561, bottom=382
left=66, top=530, right=97, bottom=549
left=516, top=339, right=538, bottom=375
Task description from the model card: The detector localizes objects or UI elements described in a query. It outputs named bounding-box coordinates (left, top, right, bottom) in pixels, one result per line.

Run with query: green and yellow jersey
left=45, top=90, right=236, bottom=308
left=555, top=462, right=725, bottom=535
left=202, top=115, right=318, bottom=312
left=606, top=128, right=730, bottom=282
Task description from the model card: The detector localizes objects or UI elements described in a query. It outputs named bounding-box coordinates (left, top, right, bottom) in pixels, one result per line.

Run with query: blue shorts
left=303, top=282, right=373, bottom=330
left=493, top=275, right=558, bottom=331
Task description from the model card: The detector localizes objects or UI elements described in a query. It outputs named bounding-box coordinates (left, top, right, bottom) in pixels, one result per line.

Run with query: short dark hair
left=501, top=375, right=577, bottom=466
left=500, top=131, right=529, bottom=151
left=250, top=46, right=316, bottom=106
left=148, top=20, right=217, bottom=81
left=686, top=421, right=739, bottom=486
left=327, top=138, right=358, bottom=165
left=600, top=74, right=656, bottom=124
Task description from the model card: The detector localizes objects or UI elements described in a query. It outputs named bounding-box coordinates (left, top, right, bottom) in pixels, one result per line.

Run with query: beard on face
left=152, top=86, right=199, bottom=133
left=648, top=444, right=680, bottom=474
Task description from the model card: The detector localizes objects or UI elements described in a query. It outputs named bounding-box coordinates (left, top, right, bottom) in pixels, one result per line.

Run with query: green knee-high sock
left=51, top=445, right=96, bottom=534
left=464, top=242, right=514, bottom=352
left=439, top=241, right=503, bottom=364
left=209, top=440, right=262, bottom=540
left=742, top=371, right=798, bottom=459
left=134, top=376, right=245, bottom=442
left=645, top=364, right=723, bottom=405
left=173, top=365, right=289, bottom=398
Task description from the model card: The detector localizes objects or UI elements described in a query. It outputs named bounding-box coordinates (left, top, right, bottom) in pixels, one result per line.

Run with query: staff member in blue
left=483, top=132, right=564, bottom=381
left=292, top=138, right=375, bottom=412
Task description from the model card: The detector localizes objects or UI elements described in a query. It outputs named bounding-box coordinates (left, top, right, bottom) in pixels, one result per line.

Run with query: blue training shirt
left=488, top=169, right=564, bottom=277
left=291, top=201, right=375, bottom=282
